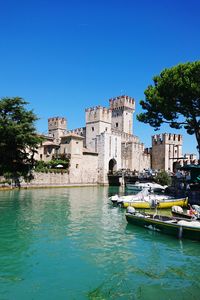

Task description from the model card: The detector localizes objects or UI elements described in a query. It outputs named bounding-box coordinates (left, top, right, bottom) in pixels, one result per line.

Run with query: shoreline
left=0, top=183, right=105, bottom=191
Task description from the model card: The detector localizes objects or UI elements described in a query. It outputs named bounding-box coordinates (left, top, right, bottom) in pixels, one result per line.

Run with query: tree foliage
left=155, top=171, right=172, bottom=186
left=0, top=97, right=42, bottom=184
left=35, top=157, right=71, bottom=172
left=137, top=61, right=200, bottom=159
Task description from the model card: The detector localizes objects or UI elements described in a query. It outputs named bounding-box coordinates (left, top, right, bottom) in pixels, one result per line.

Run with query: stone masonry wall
left=23, top=151, right=98, bottom=186
left=24, top=168, right=98, bottom=187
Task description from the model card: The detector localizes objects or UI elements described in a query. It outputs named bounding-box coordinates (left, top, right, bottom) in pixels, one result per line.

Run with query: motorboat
left=126, top=182, right=166, bottom=193
left=122, top=195, right=188, bottom=209
left=109, top=188, right=188, bottom=209
left=171, top=205, right=200, bottom=220
left=126, top=207, right=200, bottom=241
left=109, top=188, right=152, bottom=205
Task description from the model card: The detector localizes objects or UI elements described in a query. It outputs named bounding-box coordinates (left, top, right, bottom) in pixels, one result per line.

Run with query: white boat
left=109, top=188, right=188, bottom=209
left=109, top=188, right=170, bottom=206
left=126, top=182, right=166, bottom=193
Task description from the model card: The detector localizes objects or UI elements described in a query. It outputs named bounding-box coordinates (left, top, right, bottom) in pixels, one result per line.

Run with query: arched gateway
left=109, top=158, right=117, bottom=174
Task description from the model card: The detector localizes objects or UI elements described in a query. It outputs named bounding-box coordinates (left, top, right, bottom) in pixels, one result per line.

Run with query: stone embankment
left=0, top=171, right=99, bottom=190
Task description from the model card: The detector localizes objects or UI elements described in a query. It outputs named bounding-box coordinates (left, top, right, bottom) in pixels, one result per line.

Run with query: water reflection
left=0, top=187, right=200, bottom=300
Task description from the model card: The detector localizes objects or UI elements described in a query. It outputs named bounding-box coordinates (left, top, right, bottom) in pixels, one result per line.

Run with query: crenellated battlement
left=152, top=133, right=183, bottom=146
left=109, top=95, right=135, bottom=111
left=67, top=127, right=86, bottom=137
left=85, top=106, right=112, bottom=123
left=48, top=117, right=67, bottom=130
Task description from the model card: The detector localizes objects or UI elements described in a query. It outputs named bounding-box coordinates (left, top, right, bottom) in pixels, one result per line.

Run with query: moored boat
left=108, top=188, right=151, bottom=205
left=126, top=207, right=200, bottom=241
left=171, top=205, right=200, bottom=220
left=109, top=188, right=162, bottom=206
left=109, top=190, right=150, bottom=205
left=126, top=182, right=166, bottom=193
left=122, top=196, right=188, bottom=209
left=109, top=189, right=188, bottom=209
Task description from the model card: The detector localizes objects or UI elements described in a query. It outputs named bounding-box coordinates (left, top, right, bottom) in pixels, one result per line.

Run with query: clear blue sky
left=0, top=0, right=199, bottom=155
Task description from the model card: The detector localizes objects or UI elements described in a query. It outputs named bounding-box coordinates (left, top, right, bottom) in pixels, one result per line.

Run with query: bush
left=155, top=171, right=172, bottom=186
left=34, top=158, right=70, bottom=173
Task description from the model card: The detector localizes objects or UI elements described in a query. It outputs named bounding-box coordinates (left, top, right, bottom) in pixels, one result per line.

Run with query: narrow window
left=95, top=139, right=97, bottom=152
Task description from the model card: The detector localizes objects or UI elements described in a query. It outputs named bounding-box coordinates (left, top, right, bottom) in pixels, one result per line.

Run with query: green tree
left=137, top=61, right=200, bottom=160
left=0, top=97, right=42, bottom=186
left=155, top=171, right=172, bottom=186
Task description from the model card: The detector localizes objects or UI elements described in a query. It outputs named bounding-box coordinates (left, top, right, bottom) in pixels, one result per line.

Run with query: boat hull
left=122, top=197, right=188, bottom=209
left=172, top=211, right=200, bottom=220
left=126, top=213, right=200, bottom=241
left=126, top=182, right=165, bottom=193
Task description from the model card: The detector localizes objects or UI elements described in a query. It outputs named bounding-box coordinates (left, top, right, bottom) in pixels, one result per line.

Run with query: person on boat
left=187, top=204, right=196, bottom=216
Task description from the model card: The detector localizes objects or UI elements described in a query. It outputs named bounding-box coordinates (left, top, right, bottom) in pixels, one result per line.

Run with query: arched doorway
left=173, top=161, right=181, bottom=173
left=109, top=158, right=117, bottom=174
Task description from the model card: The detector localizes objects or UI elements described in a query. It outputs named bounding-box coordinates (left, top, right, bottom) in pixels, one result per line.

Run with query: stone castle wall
left=152, top=133, right=183, bottom=171
left=96, top=132, right=121, bottom=184
left=85, top=106, right=112, bottom=152
left=26, top=158, right=98, bottom=187
left=121, top=142, right=151, bottom=171
left=48, top=117, right=67, bottom=142
left=109, top=96, right=135, bottom=135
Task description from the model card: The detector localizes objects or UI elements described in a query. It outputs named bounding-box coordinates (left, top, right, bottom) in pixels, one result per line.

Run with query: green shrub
left=155, top=170, right=172, bottom=186
left=34, top=157, right=70, bottom=173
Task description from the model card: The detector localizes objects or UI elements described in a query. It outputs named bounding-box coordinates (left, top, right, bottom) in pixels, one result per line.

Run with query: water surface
left=0, top=186, right=200, bottom=299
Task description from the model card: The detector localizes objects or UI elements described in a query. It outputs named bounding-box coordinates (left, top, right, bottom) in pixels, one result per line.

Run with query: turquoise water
left=0, top=186, right=200, bottom=300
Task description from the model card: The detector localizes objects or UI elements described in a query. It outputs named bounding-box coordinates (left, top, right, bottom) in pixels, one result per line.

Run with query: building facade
left=152, top=133, right=183, bottom=172
left=38, top=96, right=150, bottom=184
left=36, top=95, right=197, bottom=185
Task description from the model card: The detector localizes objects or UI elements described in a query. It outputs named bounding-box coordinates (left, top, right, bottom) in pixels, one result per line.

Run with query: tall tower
left=109, top=95, right=135, bottom=135
left=48, top=117, right=67, bottom=142
left=152, top=133, right=183, bottom=172
left=85, top=106, right=112, bottom=151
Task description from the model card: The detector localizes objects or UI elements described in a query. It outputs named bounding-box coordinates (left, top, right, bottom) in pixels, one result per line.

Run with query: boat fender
left=172, top=206, right=183, bottom=214
left=127, top=206, right=136, bottom=214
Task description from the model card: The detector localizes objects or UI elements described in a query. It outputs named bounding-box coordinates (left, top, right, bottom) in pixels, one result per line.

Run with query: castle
left=35, top=95, right=197, bottom=185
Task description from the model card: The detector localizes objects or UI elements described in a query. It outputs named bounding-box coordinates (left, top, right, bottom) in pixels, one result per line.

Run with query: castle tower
left=48, top=117, right=67, bottom=142
left=109, top=95, right=135, bottom=135
left=152, top=133, right=183, bottom=172
left=85, top=106, right=112, bottom=151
